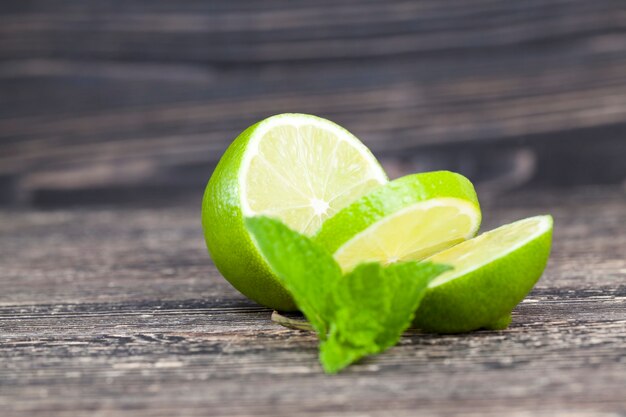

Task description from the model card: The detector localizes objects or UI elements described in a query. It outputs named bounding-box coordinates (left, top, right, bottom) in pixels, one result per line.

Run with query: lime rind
left=203, top=121, right=297, bottom=310
left=483, top=314, right=513, bottom=331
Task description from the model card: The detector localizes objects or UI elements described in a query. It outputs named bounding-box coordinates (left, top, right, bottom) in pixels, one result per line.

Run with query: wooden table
left=1, top=186, right=625, bottom=416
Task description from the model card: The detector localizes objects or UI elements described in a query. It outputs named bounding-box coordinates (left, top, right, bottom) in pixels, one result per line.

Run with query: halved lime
left=202, top=114, right=387, bottom=311
left=314, top=171, right=482, bottom=272
left=413, top=215, right=553, bottom=333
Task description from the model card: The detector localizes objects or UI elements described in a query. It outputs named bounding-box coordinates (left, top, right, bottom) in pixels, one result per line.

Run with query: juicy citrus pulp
left=240, top=115, right=386, bottom=234
left=314, top=171, right=481, bottom=272
left=413, top=215, right=553, bottom=333
left=202, top=114, right=387, bottom=311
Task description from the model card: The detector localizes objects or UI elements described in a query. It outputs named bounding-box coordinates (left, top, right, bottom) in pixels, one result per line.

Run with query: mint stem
left=271, top=311, right=315, bottom=332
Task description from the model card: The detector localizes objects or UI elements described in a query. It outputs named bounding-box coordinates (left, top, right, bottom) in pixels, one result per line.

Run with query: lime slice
left=314, top=171, right=481, bottom=272
left=413, top=215, right=553, bottom=333
left=202, top=113, right=387, bottom=311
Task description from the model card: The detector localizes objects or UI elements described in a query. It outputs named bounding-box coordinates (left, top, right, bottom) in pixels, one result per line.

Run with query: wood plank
left=1, top=1, right=624, bottom=63
left=0, top=187, right=624, bottom=416
left=1, top=52, right=626, bottom=201
left=1, top=0, right=626, bottom=205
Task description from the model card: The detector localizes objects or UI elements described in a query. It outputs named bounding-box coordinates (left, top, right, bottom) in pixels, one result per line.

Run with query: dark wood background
left=1, top=0, right=626, bottom=207
left=1, top=2, right=625, bottom=416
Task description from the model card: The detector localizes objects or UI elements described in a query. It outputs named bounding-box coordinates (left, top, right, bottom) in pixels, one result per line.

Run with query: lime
left=314, top=171, right=482, bottom=272
left=413, top=215, right=553, bottom=333
left=202, top=113, right=387, bottom=311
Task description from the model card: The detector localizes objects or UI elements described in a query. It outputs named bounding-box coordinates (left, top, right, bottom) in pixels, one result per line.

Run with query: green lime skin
left=413, top=219, right=553, bottom=333
left=202, top=122, right=298, bottom=311
left=313, top=171, right=481, bottom=255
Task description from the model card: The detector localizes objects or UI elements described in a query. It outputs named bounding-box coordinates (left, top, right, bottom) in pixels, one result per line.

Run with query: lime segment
left=314, top=171, right=481, bottom=272
left=414, top=215, right=553, bottom=333
left=428, top=215, right=552, bottom=287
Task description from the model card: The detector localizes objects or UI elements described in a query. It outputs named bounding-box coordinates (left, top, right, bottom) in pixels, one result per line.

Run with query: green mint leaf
left=245, top=216, right=341, bottom=338
left=376, top=262, right=452, bottom=350
left=246, top=216, right=450, bottom=374
left=320, top=262, right=450, bottom=373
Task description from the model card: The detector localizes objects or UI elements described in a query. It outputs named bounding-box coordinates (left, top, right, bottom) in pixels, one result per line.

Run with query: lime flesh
left=413, top=215, right=553, bottom=333
left=202, top=114, right=387, bottom=311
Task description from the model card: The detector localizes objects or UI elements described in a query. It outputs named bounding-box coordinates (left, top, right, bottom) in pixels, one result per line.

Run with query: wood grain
left=1, top=0, right=626, bottom=206
left=1, top=2, right=624, bottom=414
left=1, top=186, right=625, bottom=416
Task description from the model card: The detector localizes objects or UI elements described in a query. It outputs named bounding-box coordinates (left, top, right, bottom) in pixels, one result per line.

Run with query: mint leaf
left=320, top=262, right=450, bottom=373
left=245, top=216, right=450, bottom=373
left=376, top=262, right=452, bottom=350
left=245, top=216, right=341, bottom=338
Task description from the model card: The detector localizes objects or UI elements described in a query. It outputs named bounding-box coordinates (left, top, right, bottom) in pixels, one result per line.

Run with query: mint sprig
left=245, top=216, right=450, bottom=373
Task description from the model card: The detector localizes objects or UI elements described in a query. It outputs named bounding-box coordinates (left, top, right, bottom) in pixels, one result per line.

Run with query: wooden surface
left=2, top=2, right=626, bottom=415
left=1, top=186, right=625, bottom=416
left=2, top=0, right=626, bottom=207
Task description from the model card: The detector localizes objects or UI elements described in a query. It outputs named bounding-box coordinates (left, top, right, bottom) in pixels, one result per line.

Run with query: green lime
left=314, top=171, right=482, bottom=272
left=202, top=113, right=387, bottom=311
left=414, top=215, right=553, bottom=333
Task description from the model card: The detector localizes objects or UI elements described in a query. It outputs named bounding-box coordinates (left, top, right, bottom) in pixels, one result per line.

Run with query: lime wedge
left=202, top=114, right=387, bottom=311
left=314, top=171, right=482, bottom=272
left=413, top=215, right=553, bottom=333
